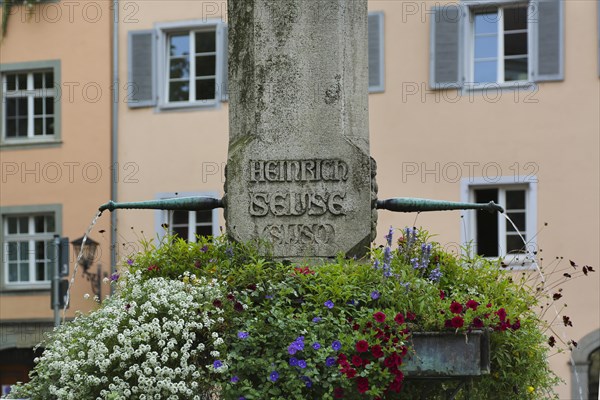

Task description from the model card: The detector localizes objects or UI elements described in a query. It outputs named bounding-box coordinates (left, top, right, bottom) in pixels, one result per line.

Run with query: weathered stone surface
left=225, top=0, right=372, bottom=260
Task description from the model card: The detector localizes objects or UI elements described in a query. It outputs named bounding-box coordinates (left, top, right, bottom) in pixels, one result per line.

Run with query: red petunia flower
left=334, top=387, right=344, bottom=398
left=451, top=315, right=464, bottom=328
left=472, top=317, right=484, bottom=328
left=383, top=353, right=401, bottom=368
left=450, top=301, right=463, bottom=314
left=371, top=344, right=384, bottom=358
left=440, top=290, right=446, bottom=300
left=351, top=355, right=363, bottom=367
left=345, top=368, right=357, bottom=378
left=356, top=340, right=369, bottom=353
left=394, top=312, right=405, bottom=325
left=356, top=377, right=369, bottom=394
left=466, top=300, right=480, bottom=311
left=496, top=308, right=507, bottom=322
left=406, top=311, right=417, bottom=321
left=352, top=323, right=360, bottom=331
left=374, top=312, right=387, bottom=323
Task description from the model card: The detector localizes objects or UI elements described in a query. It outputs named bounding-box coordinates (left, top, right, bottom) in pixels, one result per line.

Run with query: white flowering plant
left=8, top=270, right=231, bottom=400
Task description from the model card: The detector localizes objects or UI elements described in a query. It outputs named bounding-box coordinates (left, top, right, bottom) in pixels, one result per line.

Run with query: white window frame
left=155, top=19, right=225, bottom=110
left=460, top=176, right=537, bottom=269
left=154, top=192, right=220, bottom=242
left=2, top=214, right=56, bottom=289
left=463, top=0, right=534, bottom=90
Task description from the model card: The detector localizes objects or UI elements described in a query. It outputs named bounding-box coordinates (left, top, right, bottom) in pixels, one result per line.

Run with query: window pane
left=196, top=210, right=212, bottom=223
left=36, top=261, right=46, bottom=281
left=506, top=212, right=526, bottom=231
left=18, top=97, right=28, bottom=116
left=506, top=190, right=525, bottom=209
left=196, top=225, right=212, bottom=237
left=17, top=74, right=27, bottom=90
left=474, top=60, right=497, bottom=83
left=17, top=117, right=28, bottom=137
left=6, top=98, right=17, bottom=117
left=46, top=215, right=55, bottom=232
left=34, top=118, right=44, bottom=136
left=195, top=55, right=216, bottom=77
left=504, top=6, right=527, bottom=31
left=6, top=74, right=17, bottom=91
left=169, top=34, right=190, bottom=57
left=20, top=241, right=29, bottom=259
left=8, top=264, right=18, bottom=282
left=7, top=242, right=18, bottom=260
left=475, top=36, right=497, bottom=59
left=35, top=216, right=45, bottom=233
left=172, top=210, right=188, bottom=225
left=506, top=234, right=526, bottom=253
left=6, top=119, right=17, bottom=138
left=504, top=32, right=527, bottom=56
left=196, top=79, right=216, bottom=100
left=169, top=81, right=189, bottom=102
left=475, top=189, right=499, bottom=257
left=20, top=262, right=30, bottom=281
left=34, top=73, right=44, bottom=89
left=170, top=58, right=190, bottom=79
left=173, top=226, right=189, bottom=241
left=589, top=349, right=600, bottom=400
left=195, top=31, right=216, bottom=53
left=45, top=72, right=54, bottom=89
left=19, top=217, right=28, bottom=233
left=46, top=97, right=54, bottom=114
left=46, top=117, right=55, bottom=135
left=474, top=13, right=498, bottom=34
left=34, top=97, right=43, bottom=115
left=504, top=58, right=528, bottom=81
left=8, top=217, right=18, bottom=234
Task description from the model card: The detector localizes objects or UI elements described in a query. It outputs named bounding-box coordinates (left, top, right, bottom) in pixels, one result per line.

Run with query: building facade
left=0, top=1, right=113, bottom=393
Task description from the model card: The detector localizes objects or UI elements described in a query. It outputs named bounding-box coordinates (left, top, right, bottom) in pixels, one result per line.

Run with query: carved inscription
left=249, top=159, right=350, bottom=246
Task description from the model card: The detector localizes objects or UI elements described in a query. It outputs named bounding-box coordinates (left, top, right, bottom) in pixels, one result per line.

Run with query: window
left=471, top=5, right=529, bottom=84
left=571, top=329, right=600, bottom=400
left=3, top=214, right=56, bottom=287
left=154, top=193, right=218, bottom=242
left=430, top=0, right=564, bottom=89
left=461, top=178, right=537, bottom=266
left=167, top=210, right=214, bottom=241
left=127, top=13, right=385, bottom=108
left=1, top=60, right=61, bottom=146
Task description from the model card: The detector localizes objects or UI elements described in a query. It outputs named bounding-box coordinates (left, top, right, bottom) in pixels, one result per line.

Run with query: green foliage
left=11, top=228, right=563, bottom=399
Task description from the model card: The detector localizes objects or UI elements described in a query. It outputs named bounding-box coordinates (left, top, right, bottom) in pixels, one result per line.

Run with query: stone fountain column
left=225, top=0, right=375, bottom=260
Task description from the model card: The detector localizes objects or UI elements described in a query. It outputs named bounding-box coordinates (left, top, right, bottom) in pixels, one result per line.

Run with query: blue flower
left=269, top=371, right=279, bottom=382
left=326, top=356, right=336, bottom=367
left=110, top=273, right=120, bottom=281
left=371, top=290, right=380, bottom=300
left=297, top=360, right=307, bottom=369
left=324, top=300, right=334, bottom=309
left=201, top=245, right=209, bottom=253
left=312, top=317, right=322, bottom=323
left=289, top=357, right=299, bottom=367
left=237, top=331, right=249, bottom=339
left=287, top=336, right=305, bottom=355
left=231, top=376, right=239, bottom=383
left=385, top=226, right=394, bottom=246
left=213, top=360, right=223, bottom=369
left=312, top=342, right=321, bottom=350
left=301, top=376, right=313, bottom=388
left=373, top=259, right=380, bottom=270
left=239, top=397, right=246, bottom=400
left=126, top=259, right=133, bottom=265
left=428, top=267, right=442, bottom=282
left=332, top=340, right=342, bottom=351
left=265, top=294, right=274, bottom=299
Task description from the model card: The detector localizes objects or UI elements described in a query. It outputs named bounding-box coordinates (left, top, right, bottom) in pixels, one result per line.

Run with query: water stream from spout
left=61, top=210, right=103, bottom=322
left=503, top=213, right=583, bottom=400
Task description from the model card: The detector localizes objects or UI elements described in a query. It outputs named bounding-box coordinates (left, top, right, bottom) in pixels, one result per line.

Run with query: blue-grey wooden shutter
left=221, top=24, right=229, bottom=102
left=368, top=12, right=385, bottom=93
left=429, top=5, right=463, bottom=89
left=128, top=30, right=156, bottom=107
left=533, top=0, right=564, bottom=81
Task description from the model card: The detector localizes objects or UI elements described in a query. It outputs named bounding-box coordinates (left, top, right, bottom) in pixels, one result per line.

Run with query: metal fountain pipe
left=377, top=198, right=504, bottom=214
left=98, top=196, right=224, bottom=213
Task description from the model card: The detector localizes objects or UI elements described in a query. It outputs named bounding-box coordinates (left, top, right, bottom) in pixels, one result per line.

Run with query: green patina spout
left=98, top=196, right=224, bottom=213
left=377, top=198, right=504, bottom=214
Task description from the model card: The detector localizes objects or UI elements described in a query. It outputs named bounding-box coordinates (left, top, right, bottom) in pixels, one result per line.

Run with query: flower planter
left=403, top=330, right=490, bottom=377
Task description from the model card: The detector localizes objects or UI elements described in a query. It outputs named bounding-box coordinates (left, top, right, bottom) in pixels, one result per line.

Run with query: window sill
left=463, top=81, right=536, bottom=92
left=1, top=139, right=62, bottom=151
left=1, top=284, right=51, bottom=295
left=158, top=100, right=221, bottom=112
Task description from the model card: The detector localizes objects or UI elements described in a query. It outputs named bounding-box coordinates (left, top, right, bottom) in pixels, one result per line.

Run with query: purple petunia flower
left=332, top=340, right=342, bottom=351
left=288, top=336, right=305, bottom=355
left=201, top=245, right=209, bottom=253
left=126, top=259, right=134, bottom=265
left=312, top=342, right=321, bottom=350
left=371, top=290, right=380, bottom=300
left=312, top=317, right=322, bottom=323
left=231, top=376, right=239, bottom=383
left=297, top=360, right=307, bottom=369
left=213, top=360, right=223, bottom=369
left=289, top=357, right=299, bottom=366
left=238, top=331, right=249, bottom=339
left=239, top=397, right=246, bottom=400
left=110, top=273, right=120, bottom=282
left=301, top=376, right=313, bottom=388
left=326, top=356, right=336, bottom=367
left=324, top=300, right=334, bottom=309
left=265, top=294, right=274, bottom=299
left=269, top=371, right=279, bottom=382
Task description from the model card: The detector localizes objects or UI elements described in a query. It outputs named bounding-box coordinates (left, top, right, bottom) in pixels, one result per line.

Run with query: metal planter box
left=403, top=330, right=490, bottom=377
